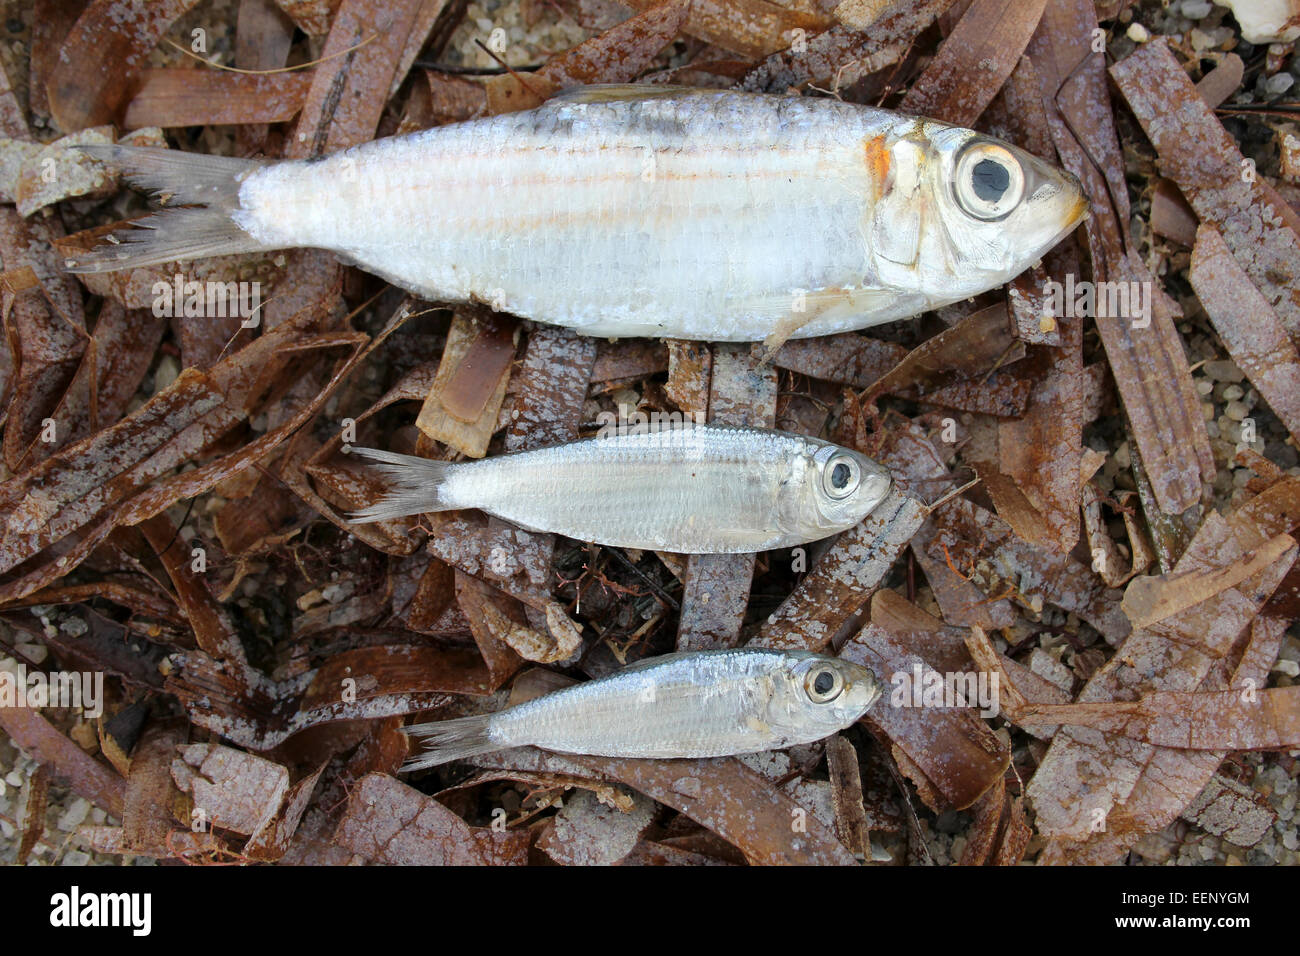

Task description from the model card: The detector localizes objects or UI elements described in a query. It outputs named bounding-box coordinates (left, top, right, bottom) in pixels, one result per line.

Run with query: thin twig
left=164, top=34, right=379, bottom=75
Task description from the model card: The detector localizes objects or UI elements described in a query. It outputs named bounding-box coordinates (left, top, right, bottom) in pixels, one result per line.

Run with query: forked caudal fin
left=347, top=447, right=455, bottom=524
left=63, top=145, right=273, bottom=273
left=401, top=713, right=501, bottom=771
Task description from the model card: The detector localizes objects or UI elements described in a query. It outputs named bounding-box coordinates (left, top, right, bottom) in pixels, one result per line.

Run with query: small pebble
left=56, top=796, right=91, bottom=832
left=1273, top=660, right=1300, bottom=677
left=1266, top=73, right=1296, bottom=96
left=1205, top=359, right=1245, bottom=382
left=59, top=616, right=87, bottom=637
left=14, top=642, right=46, bottom=664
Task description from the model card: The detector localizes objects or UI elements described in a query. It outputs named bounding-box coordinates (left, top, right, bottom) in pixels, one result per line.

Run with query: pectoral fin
left=757, top=287, right=906, bottom=361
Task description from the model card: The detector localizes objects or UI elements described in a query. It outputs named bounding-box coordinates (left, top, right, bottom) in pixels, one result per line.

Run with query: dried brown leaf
left=0, top=706, right=124, bottom=817
left=900, top=0, right=1049, bottom=127
left=47, top=0, right=202, bottom=132
left=842, top=622, right=1010, bottom=811
left=124, top=68, right=312, bottom=129
left=625, top=0, right=830, bottom=61
left=333, top=771, right=530, bottom=864
left=743, top=0, right=955, bottom=92
left=1028, top=479, right=1299, bottom=862
left=1031, top=3, right=1213, bottom=515
left=1190, top=224, right=1300, bottom=441
left=536, top=787, right=656, bottom=865
left=416, top=313, right=517, bottom=458
left=287, top=0, right=434, bottom=158
left=755, top=488, right=926, bottom=651
left=1113, top=38, right=1300, bottom=343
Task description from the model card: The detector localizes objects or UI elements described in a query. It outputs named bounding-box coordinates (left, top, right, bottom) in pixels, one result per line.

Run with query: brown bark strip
left=677, top=344, right=777, bottom=651
left=18, top=763, right=50, bottom=864
left=287, top=0, right=431, bottom=159
left=664, top=339, right=712, bottom=416
left=985, top=53, right=1086, bottom=553
left=481, top=326, right=595, bottom=599
left=1189, top=225, right=1300, bottom=441
left=123, top=720, right=187, bottom=852
left=899, top=0, right=1049, bottom=126
left=141, top=513, right=250, bottom=674
left=331, top=771, right=527, bottom=865
left=235, top=0, right=297, bottom=152
left=1030, top=2, right=1213, bottom=515
left=753, top=489, right=926, bottom=651
left=771, top=335, right=907, bottom=390
left=624, top=0, right=830, bottom=61
left=826, top=734, right=872, bottom=860
left=124, top=68, right=313, bottom=129
left=0, top=707, right=125, bottom=817
left=1019, top=684, right=1300, bottom=750
left=742, top=0, right=957, bottom=93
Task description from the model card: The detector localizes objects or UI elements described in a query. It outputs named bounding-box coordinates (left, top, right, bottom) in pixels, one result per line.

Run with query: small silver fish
left=66, top=86, right=1087, bottom=343
left=402, top=648, right=882, bottom=770
left=349, top=423, right=892, bottom=553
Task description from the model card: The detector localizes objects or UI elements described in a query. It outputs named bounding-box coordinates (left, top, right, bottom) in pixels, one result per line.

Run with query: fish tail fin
left=348, top=447, right=456, bottom=524
left=63, top=145, right=274, bottom=273
left=401, top=714, right=501, bottom=771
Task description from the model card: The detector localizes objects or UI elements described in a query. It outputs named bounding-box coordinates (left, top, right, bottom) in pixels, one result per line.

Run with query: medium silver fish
left=349, top=423, right=892, bottom=553
left=67, top=86, right=1087, bottom=342
left=402, top=648, right=882, bottom=770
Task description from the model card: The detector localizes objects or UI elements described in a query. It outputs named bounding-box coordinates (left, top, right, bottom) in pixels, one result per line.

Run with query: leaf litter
left=0, top=0, right=1298, bottom=869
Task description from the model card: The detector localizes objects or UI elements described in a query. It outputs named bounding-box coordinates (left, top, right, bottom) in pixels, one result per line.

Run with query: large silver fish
left=402, top=648, right=882, bottom=770
left=349, top=423, right=892, bottom=553
left=67, top=86, right=1088, bottom=342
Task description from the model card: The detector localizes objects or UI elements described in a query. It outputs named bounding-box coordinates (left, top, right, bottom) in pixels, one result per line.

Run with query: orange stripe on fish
left=864, top=134, right=891, bottom=201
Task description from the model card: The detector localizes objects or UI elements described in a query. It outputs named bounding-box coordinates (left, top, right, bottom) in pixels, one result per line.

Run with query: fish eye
left=953, top=141, right=1025, bottom=221
left=822, top=454, right=860, bottom=500
left=805, top=666, right=844, bottom=703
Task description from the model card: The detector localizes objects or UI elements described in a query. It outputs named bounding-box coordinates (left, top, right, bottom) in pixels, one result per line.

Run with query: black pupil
left=971, top=158, right=1010, bottom=202
left=813, top=671, right=834, bottom=695
left=830, top=462, right=851, bottom=489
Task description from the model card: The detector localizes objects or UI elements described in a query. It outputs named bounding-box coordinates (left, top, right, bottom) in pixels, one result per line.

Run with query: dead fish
left=402, top=648, right=882, bottom=770
left=348, top=423, right=892, bottom=553
left=66, top=86, right=1088, bottom=343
